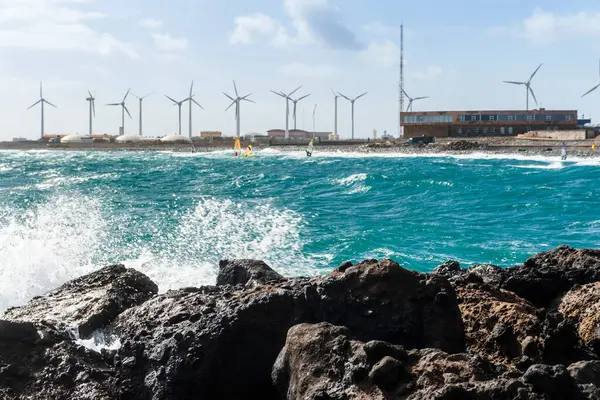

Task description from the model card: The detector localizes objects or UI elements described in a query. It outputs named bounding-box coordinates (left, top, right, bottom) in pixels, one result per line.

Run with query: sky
left=2, top=0, right=600, bottom=140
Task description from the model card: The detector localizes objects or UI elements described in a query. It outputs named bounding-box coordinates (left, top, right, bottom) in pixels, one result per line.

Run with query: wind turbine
left=107, top=89, right=132, bottom=135
left=503, top=63, right=543, bottom=111
left=338, top=91, right=368, bottom=140
left=224, top=80, right=254, bottom=138
left=85, top=91, right=96, bottom=136
left=132, top=93, right=151, bottom=136
left=331, top=89, right=340, bottom=139
left=187, top=81, right=204, bottom=139
left=290, top=93, right=311, bottom=130
left=271, top=86, right=302, bottom=139
left=582, top=59, right=600, bottom=98
left=165, top=94, right=190, bottom=136
left=27, top=82, right=57, bottom=140
left=401, top=88, right=429, bottom=112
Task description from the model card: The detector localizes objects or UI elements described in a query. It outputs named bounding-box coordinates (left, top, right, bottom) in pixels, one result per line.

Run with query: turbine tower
left=401, top=88, right=429, bottom=112
left=187, top=81, right=204, bottom=139
left=132, top=93, right=151, bottom=136
left=271, top=86, right=302, bottom=139
left=338, top=91, right=368, bottom=140
left=503, top=63, right=543, bottom=111
left=224, top=80, right=254, bottom=138
left=107, top=89, right=132, bottom=135
left=27, top=82, right=57, bottom=140
left=331, top=89, right=339, bottom=139
left=290, top=93, right=311, bottom=130
left=165, top=94, right=190, bottom=136
left=581, top=59, right=600, bottom=98
left=399, top=23, right=404, bottom=137
left=86, top=91, right=96, bottom=136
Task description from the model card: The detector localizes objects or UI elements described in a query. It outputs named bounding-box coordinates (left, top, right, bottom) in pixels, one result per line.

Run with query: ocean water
left=0, top=148, right=599, bottom=311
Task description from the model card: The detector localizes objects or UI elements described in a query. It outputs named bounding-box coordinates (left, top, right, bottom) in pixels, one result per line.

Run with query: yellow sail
left=234, top=138, right=242, bottom=156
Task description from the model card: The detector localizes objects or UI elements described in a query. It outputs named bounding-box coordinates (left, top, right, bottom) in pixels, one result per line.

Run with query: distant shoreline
left=1, top=137, right=599, bottom=158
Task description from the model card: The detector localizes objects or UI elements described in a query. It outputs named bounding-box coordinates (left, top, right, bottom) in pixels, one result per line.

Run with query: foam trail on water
left=0, top=195, right=107, bottom=312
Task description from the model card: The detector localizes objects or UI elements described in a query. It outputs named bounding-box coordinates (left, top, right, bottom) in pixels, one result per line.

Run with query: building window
left=545, top=115, right=552, bottom=121
left=526, top=115, right=533, bottom=121
left=483, top=127, right=488, bottom=135
left=457, top=128, right=463, bottom=136
left=467, top=128, right=471, bottom=136
left=566, top=115, right=572, bottom=121
left=500, top=127, right=505, bottom=135
left=508, top=127, right=513, bottom=135
left=471, top=115, right=477, bottom=121
left=508, top=115, right=514, bottom=121
left=459, top=115, right=464, bottom=121
left=419, top=116, right=425, bottom=122
left=490, top=127, right=495, bottom=135
left=474, top=128, right=479, bottom=135
left=489, top=115, right=495, bottom=121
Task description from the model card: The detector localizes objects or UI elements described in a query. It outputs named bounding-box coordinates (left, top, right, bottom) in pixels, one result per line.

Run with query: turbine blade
left=192, top=98, right=204, bottom=109
left=330, top=88, right=337, bottom=96
left=298, top=94, right=311, bottom=101
left=271, top=90, right=285, bottom=97
left=401, top=87, right=409, bottom=97
left=123, top=88, right=130, bottom=102
left=503, top=81, right=525, bottom=85
left=27, top=99, right=42, bottom=110
left=338, top=93, right=351, bottom=101
left=528, top=86, right=539, bottom=105
left=242, top=98, right=255, bottom=103
left=107, top=103, right=120, bottom=106
left=39, top=81, right=43, bottom=98
left=528, top=63, right=543, bottom=82
left=582, top=83, right=600, bottom=98
left=288, top=86, right=302, bottom=97
left=413, top=96, right=429, bottom=100
left=223, top=92, right=235, bottom=101
left=132, top=93, right=141, bottom=100
left=355, top=92, right=368, bottom=100
left=165, top=95, right=178, bottom=104
left=241, top=94, right=252, bottom=101
left=233, top=80, right=239, bottom=97
left=142, top=93, right=152, bottom=99
left=124, top=105, right=132, bottom=119
left=88, top=90, right=93, bottom=98
left=45, top=99, right=57, bottom=108
left=189, top=80, right=194, bottom=97
left=225, top=100, right=236, bottom=111
left=92, top=100, right=96, bottom=117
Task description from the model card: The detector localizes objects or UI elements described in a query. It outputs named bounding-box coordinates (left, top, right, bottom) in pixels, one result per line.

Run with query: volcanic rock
left=501, top=246, right=600, bottom=308
left=558, top=282, right=600, bottom=355
left=3, top=265, right=157, bottom=338
left=0, top=319, right=115, bottom=399
left=217, top=259, right=284, bottom=287
left=109, top=259, right=465, bottom=399
left=273, top=322, right=589, bottom=400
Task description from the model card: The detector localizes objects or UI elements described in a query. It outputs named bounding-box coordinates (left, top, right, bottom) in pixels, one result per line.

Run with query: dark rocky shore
left=1, top=247, right=600, bottom=399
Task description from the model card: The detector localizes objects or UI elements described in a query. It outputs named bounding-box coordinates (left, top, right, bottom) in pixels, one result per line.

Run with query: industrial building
left=267, top=129, right=331, bottom=140
left=401, top=109, right=578, bottom=138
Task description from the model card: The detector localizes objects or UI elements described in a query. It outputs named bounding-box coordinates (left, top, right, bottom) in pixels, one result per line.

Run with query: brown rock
left=558, top=282, right=600, bottom=354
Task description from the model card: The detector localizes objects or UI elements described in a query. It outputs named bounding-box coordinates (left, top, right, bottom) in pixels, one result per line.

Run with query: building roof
left=402, top=109, right=577, bottom=114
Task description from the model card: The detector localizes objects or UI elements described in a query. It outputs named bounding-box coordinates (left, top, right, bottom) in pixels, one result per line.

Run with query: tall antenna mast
left=399, top=24, right=404, bottom=138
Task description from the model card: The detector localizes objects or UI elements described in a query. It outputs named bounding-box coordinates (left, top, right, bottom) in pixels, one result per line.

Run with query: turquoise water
left=0, top=149, right=599, bottom=310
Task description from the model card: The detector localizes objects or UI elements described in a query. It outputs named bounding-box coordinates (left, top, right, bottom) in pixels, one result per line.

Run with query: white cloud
left=521, top=9, right=600, bottom=45
left=229, top=0, right=362, bottom=50
left=281, top=62, right=337, bottom=79
left=229, top=13, right=290, bottom=46
left=411, top=66, right=442, bottom=80
left=138, top=18, right=163, bottom=29
left=0, top=0, right=137, bottom=58
left=363, top=21, right=399, bottom=37
left=152, top=33, right=188, bottom=52
left=361, top=40, right=399, bottom=67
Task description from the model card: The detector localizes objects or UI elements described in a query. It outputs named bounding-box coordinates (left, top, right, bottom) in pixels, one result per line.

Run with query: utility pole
left=312, top=104, right=317, bottom=139
left=399, top=24, right=404, bottom=138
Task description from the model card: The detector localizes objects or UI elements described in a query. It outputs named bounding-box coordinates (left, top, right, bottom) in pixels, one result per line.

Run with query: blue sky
left=2, top=0, right=600, bottom=140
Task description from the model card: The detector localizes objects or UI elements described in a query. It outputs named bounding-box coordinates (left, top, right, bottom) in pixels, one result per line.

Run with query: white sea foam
left=0, top=195, right=107, bottom=312
left=334, top=173, right=367, bottom=186
left=122, top=196, right=318, bottom=291
left=69, top=327, right=121, bottom=353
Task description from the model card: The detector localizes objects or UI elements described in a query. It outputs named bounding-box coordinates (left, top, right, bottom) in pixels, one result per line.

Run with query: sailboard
left=306, top=139, right=314, bottom=157
left=242, top=144, right=254, bottom=157
left=234, top=138, right=242, bottom=157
